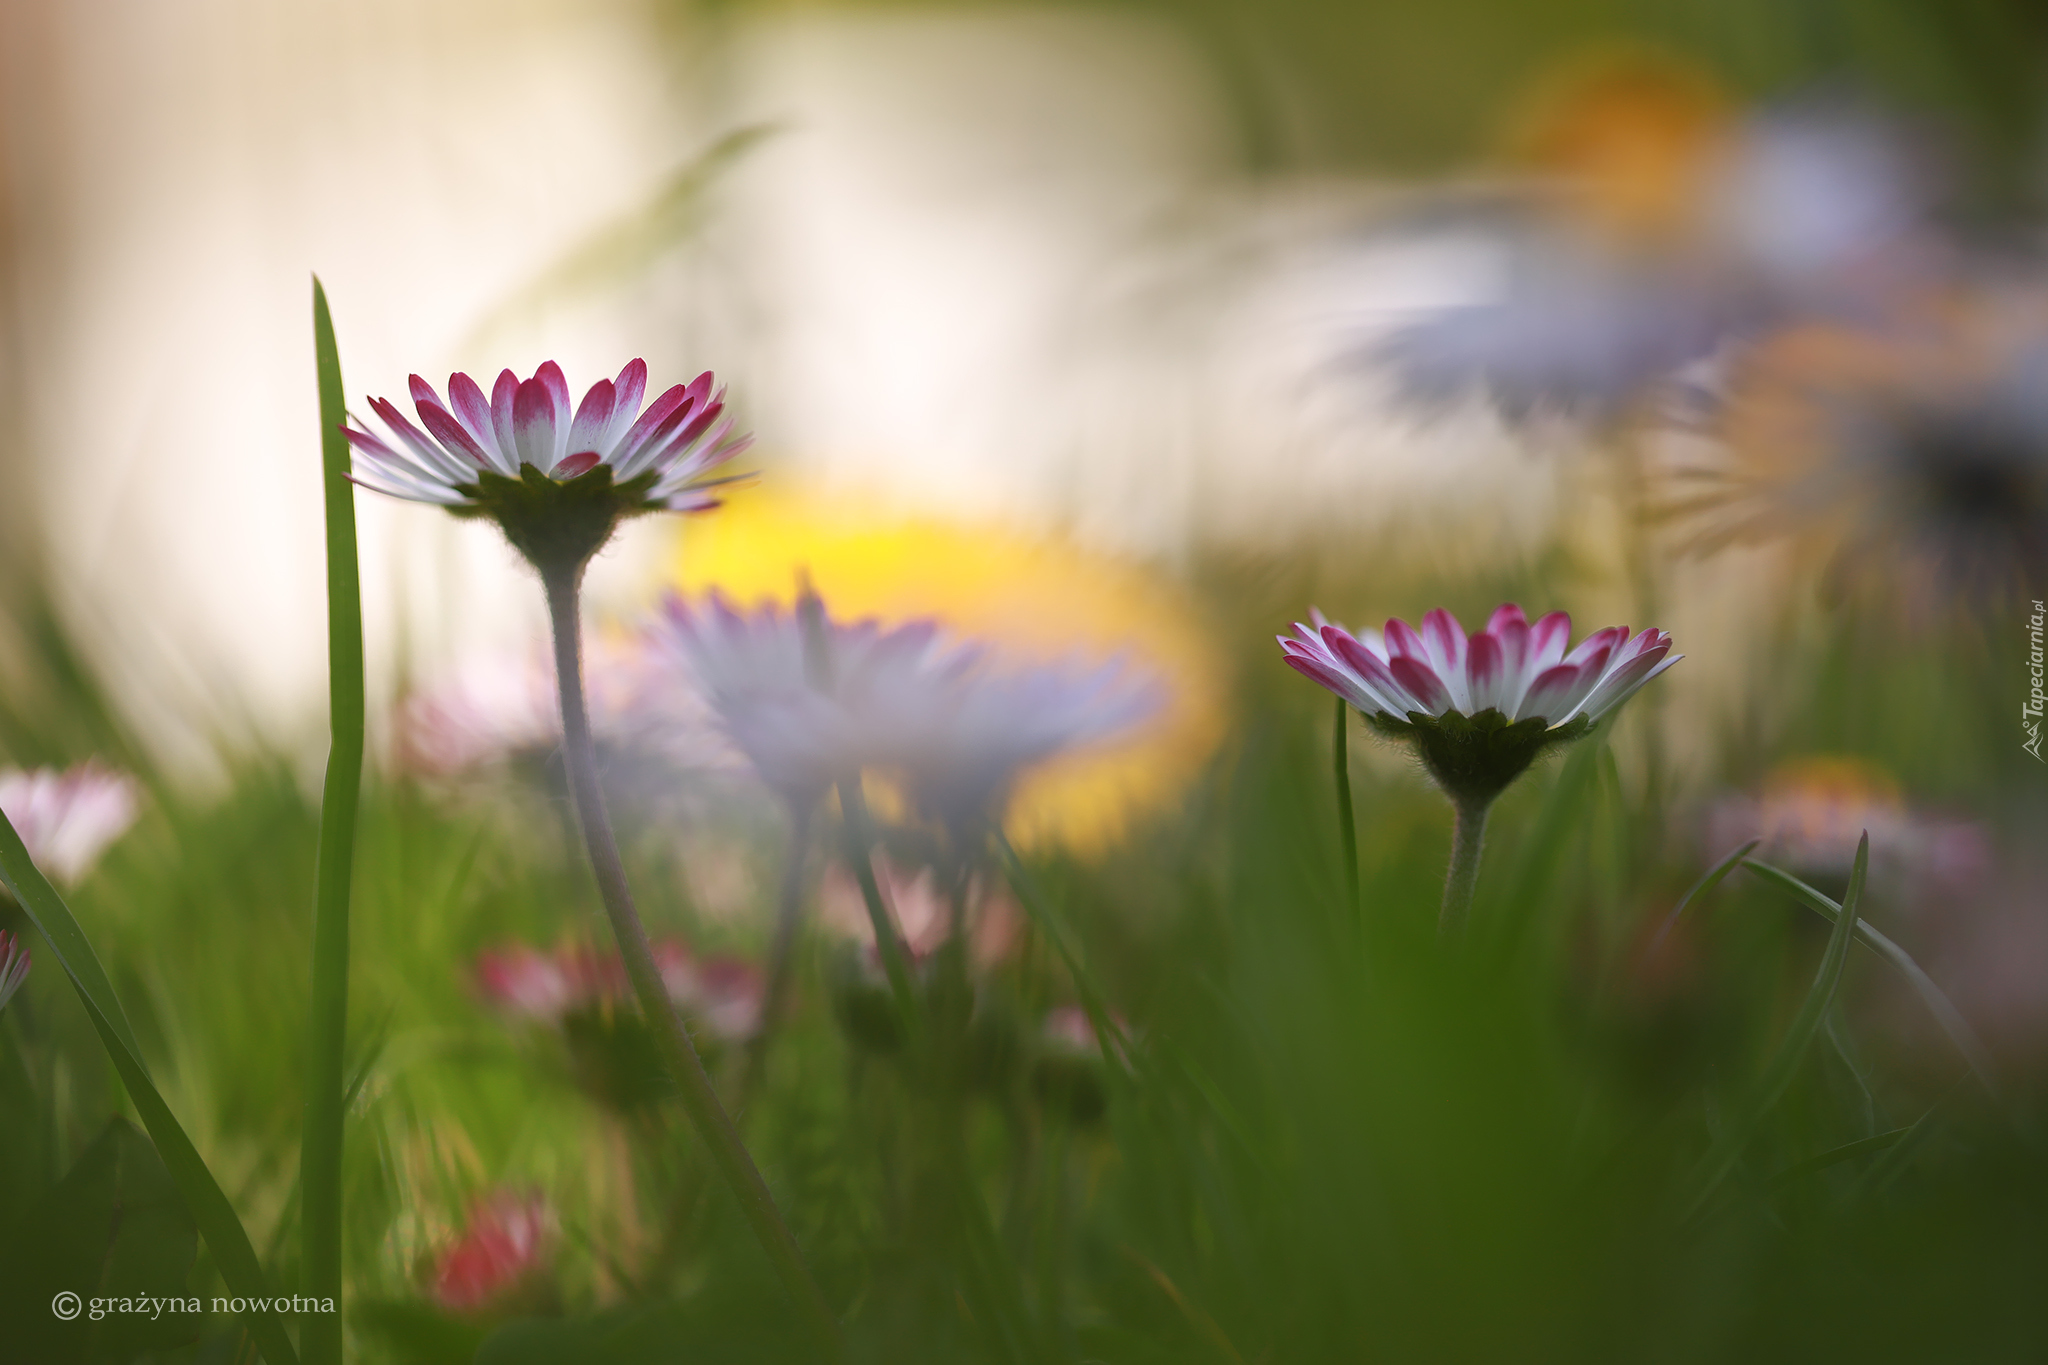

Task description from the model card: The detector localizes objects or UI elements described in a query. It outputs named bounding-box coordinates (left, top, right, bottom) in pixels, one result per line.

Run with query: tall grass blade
left=1686, top=833, right=1868, bottom=1221
left=301, top=278, right=366, bottom=1365
left=0, top=811, right=301, bottom=1365
left=1741, top=859, right=1999, bottom=1099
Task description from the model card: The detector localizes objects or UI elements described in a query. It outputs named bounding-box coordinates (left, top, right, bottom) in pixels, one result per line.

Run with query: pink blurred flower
left=818, top=851, right=1020, bottom=967
left=0, top=762, right=141, bottom=886
left=1702, top=756, right=1990, bottom=895
left=0, top=929, right=28, bottom=1014
left=475, top=947, right=580, bottom=1020
left=475, top=939, right=763, bottom=1040
left=1041, top=1005, right=1134, bottom=1066
left=345, top=360, right=751, bottom=514
left=431, top=1190, right=553, bottom=1314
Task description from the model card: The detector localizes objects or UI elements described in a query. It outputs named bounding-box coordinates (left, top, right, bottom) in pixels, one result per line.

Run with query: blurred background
left=2, top=0, right=2041, bottom=772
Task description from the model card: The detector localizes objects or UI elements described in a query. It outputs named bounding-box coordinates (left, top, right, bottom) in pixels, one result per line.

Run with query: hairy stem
left=1439, top=795, right=1492, bottom=941
left=541, top=561, right=842, bottom=1362
left=1332, top=697, right=1359, bottom=915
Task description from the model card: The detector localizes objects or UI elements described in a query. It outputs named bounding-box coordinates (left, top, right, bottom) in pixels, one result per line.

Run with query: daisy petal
left=512, top=377, right=560, bottom=471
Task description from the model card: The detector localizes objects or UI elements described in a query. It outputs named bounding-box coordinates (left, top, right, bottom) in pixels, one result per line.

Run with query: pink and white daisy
left=1279, top=604, right=1679, bottom=737
left=0, top=929, right=29, bottom=1014
left=1281, top=603, right=1681, bottom=934
left=345, top=360, right=754, bottom=575
left=346, top=360, right=751, bottom=513
left=0, top=762, right=142, bottom=887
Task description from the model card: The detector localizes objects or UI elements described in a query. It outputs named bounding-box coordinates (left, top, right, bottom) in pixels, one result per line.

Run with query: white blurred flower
left=650, top=589, right=1160, bottom=828
left=0, top=761, right=141, bottom=886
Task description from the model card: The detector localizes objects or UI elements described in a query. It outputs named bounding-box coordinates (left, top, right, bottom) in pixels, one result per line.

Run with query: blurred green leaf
left=0, top=1116, right=197, bottom=1364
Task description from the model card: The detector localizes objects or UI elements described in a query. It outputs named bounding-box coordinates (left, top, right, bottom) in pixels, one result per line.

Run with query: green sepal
left=1365, top=707, right=1594, bottom=804
left=452, top=464, right=663, bottom=573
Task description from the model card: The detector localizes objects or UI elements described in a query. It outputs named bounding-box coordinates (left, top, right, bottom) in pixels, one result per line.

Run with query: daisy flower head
left=0, top=930, right=28, bottom=1015
left=868, top=648, right=1163, bottom=833
left=1281, top=604, right=1679, bottom=803
left=344, top=360, right=753, bottom=572
left=0, top=761, right=142, bottom=888
left=1667, top=294, right=2048, bottom=615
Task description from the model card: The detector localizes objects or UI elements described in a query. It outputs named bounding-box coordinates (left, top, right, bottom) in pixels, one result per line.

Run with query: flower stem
left=303, top=280, right=362, bottom=1365
left=1332, top=697, right=1359, bottom=915
left=1439, top=795, right=1492, bottom=940
left=836, top=776, right=925, bottom=1042
left=740, top=803, right=813, bottom=1109
left=540, top=561, right=842, bottom=1362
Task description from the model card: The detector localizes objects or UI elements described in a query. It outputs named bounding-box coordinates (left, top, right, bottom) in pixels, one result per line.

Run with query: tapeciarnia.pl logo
left=2026, top=599, right=2045, bottom=762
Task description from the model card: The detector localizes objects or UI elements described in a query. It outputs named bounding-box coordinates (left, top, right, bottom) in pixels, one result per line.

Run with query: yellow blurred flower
left=671, top=489, right=1225, bottom=852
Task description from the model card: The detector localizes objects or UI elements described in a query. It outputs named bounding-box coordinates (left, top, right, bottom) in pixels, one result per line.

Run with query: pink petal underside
left=1491, top=617, right=1529, bottom=676
left=568, top=379, right=618, bottom=457
left=1565, top=625, right=1627, bottom=667
left=1387, top=655, right=1450, bottom=713
left=512, top=378, right=560, bottom=470
left=612, top=385, right=692, bottom=465
left=1383, top=617, right=1429, bottom=662
left=534, top=361, right=572, bottom=423
left=416, top=401, right=491, bottom=465
left=1579, top=642, right=1671, bottom=717
left=640, top=403, right=718, bottom=475
left=1283, top=653, right=1367, bottom=706
left=369, top=397, right=466, bottom=479
left=681, top=371, right=715, bottom=409
left=603, top=360, right=650, bottom=448
left=1485, top=603, right=1528, bottom=635
left=1518, top=662, right=1587, bottom=721
left=1420, top=608, right=1467, bottom=677
left=490, top=370, right=521, bottom=466
left=1527, top=611, right=1572, bottom=668
left=1324, top=626, right=1402, bottom=693
left=1465, top=631, right=1505, bottom=710
left=446, top=373, right=503, bottom=461
left=554, top=451, right=602, bottom=479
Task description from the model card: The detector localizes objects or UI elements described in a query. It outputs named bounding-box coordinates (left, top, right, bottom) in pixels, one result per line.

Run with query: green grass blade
left=1741, top=858, right=1999, bottom=1098
left=0, top=810, right=301, bottom=1365
left=303, top=278, right=366, bottom=1365
left=994, top=830, right=1135, bottom=1072
left=1770, top=1128, right=1908, bottom=1188
left=1686, top=833, right=1868, bottom=1221
left=1649, top=837, right=1761, bottom=951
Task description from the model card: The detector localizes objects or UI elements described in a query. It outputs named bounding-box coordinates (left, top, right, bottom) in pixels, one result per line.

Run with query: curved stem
left=1332, top=697, right=1359, bottom=915
left=541, top=562, right=842, bottom=1362
left=1438, top=795, right=1492, bottom=941
left=836, top=776, right=924, bottom=1041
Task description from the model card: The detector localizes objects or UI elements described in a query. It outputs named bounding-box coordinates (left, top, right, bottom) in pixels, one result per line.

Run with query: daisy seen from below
left=1281, top=604, right=1679, bottom=935
left=344, top=358, right=837, bottom=1353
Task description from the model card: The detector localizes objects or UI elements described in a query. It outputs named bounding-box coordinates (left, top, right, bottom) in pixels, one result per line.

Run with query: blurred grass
left=2, top=547, right=2042, bottom=1363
